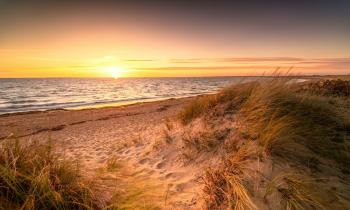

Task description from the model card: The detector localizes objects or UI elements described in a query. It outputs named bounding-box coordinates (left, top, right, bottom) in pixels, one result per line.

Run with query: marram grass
left=0, top=137, right=100, bottom=210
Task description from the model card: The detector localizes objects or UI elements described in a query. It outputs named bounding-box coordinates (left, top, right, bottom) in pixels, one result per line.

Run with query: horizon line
left=0, top=74, right=349, bottom=79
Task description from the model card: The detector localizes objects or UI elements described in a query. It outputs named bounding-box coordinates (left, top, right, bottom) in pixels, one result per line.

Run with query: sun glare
left=104, top=66, right=125, bottom=79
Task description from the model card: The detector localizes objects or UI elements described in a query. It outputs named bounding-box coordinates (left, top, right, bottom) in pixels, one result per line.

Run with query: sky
left=0, top=0, right=349, bottom=78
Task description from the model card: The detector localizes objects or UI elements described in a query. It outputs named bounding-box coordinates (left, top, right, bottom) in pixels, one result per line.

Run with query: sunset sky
left=0, top=0, right=349, bottom=78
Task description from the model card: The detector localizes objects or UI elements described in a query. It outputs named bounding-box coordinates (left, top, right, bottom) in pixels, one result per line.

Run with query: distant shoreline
left=0, top=74, right=348, bottom=79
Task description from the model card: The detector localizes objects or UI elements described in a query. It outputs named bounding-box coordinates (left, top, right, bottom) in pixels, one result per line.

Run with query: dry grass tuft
left=0, top=137, right=100, bottom=210
left=203, top=170, right=257, bottom=210
left=203, top=144, right=257, bottom=210
left=106, top=157, right=122, bottom=172
left=265, top=172, right=324, bottom=210
left=178, top=95, right=218, bottom=124
left=182, top=129, right=218, bottom=152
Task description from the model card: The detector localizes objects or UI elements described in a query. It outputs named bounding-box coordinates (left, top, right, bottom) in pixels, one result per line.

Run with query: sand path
left=0, top=98, right=201, bottom=209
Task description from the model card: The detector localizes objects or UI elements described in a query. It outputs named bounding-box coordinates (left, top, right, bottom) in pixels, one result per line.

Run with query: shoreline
left=67, top=94, right=203, bottom=111
left=0, top=95, right=198, bottom=118
left=0, top=90, right=220, bottom=118
left=0, top=95, right=193, bottom=140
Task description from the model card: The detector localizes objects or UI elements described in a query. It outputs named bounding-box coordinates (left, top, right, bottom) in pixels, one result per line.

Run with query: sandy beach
left=0, top=97, right=204, bottom=208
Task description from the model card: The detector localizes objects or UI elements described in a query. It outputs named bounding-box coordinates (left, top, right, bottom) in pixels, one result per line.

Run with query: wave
left=0, top=77, right=247, bottom=114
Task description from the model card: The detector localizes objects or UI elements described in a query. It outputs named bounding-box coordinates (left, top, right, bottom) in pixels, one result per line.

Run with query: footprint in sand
left=118, top=150, right=126, bottom=156
left=174, top=182, right=190, bottom=192
left=84, top=154, right=92, bottom=159
left=96, top=151, right=105, bottom=156
left=155, top=161, right=166, bottom=169
left=133, top=168, right=151, bottom=176
left=147, top=170, right=156, bottom=175
left=66, top=145, right=75, bottom=150
left=133, top=151, right=141, bottom=157
left=98, top=158, right=106, bottom=164
left=138, top=158, right=150, bottom=164
left=165, top=172, right=183, bottom=179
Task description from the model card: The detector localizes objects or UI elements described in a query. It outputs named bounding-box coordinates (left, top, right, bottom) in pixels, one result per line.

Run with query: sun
left=104, top=66, right=125, bottom=79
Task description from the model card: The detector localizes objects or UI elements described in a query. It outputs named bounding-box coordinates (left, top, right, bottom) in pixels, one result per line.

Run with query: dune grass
left=106, top=157, right=123, bottom=172
left=236, top=79, right=350, bottom=169
left=0, top=138, right=161, bottom=210
left=203, top=170, right=257, bottom=210
left=265, top=172, right=324, bottom=210
left=203, top=144, right=257, bottom=210
left=182, top=78, right=350, bottom=168
left=0, top=137, right=99, bottom=210
left=179, top=77, right=350, bottom=209
left=178, top=94, right=218, bottom=124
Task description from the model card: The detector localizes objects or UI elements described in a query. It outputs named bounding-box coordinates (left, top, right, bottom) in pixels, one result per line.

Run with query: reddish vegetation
left=300, top=79, right=350, bottom=97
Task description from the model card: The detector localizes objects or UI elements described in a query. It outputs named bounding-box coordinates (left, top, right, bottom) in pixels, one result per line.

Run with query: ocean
left=0, top=77, right=256, bottom=114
